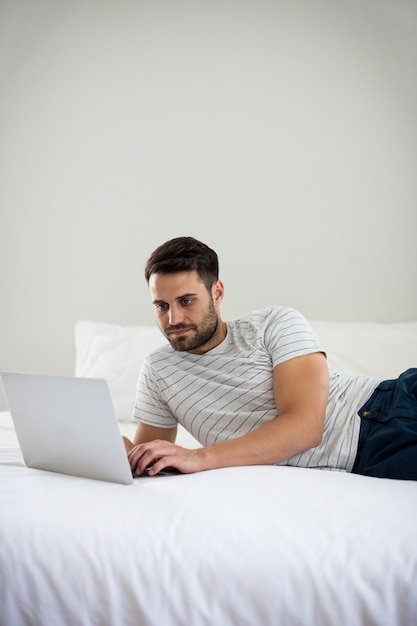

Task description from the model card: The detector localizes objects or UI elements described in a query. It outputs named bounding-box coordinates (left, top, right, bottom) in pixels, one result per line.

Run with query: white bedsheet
left=1, top=411, right=417, bottom=626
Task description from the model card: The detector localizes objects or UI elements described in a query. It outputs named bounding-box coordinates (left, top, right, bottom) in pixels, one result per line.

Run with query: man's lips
left=167, top=326, right=194, bottom=337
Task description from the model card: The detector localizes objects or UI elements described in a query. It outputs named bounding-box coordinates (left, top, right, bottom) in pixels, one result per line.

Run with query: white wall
left=1, top=0, right=416, bottom=409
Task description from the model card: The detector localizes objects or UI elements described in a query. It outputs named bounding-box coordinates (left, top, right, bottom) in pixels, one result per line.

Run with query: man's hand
left=123, top=436, right=134, bottom=454
left=125, top=438, right=205, bottom=476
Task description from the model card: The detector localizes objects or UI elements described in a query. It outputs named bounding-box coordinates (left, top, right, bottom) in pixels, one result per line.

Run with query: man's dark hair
left=145, top=237, right=219, bottom=291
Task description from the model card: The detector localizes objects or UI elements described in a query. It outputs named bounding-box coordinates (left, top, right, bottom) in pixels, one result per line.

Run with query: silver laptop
left=0, top=371, right=134, bottom=484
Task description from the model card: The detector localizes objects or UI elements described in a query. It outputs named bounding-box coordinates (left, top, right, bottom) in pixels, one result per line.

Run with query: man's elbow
left=307, top=415, right=325, bottom=449
left=311, top=430, right=324, bottom=449
left=306, top=415, right=324, bottom=449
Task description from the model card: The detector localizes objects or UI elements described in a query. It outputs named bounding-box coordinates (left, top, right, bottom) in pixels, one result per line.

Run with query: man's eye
left=156, top=303, right=168, bottom=312
left=181, top=298, right=193, bottom=306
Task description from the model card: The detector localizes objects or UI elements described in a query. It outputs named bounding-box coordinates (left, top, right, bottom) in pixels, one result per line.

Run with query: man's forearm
left=126, top=409, right=324, bottom=476
left=197, top=410, right=324, bottom=470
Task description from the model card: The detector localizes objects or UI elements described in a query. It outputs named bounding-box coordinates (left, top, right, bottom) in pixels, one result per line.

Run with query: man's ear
left=212, top=280, right=225, bottom=305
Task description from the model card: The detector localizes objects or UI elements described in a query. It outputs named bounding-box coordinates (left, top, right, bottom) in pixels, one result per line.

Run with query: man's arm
left=126, top=352, right=329, bottom=475
left=123, top=423, right=177, bottom=454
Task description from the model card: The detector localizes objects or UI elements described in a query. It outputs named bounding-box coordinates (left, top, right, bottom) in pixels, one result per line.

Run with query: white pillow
left=75, top=320, right=167, bottom=421
left=310, top=319, right=417, bottom=379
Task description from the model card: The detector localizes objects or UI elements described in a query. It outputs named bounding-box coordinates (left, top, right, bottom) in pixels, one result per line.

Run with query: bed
left=1, top=317, right=417, bottom=626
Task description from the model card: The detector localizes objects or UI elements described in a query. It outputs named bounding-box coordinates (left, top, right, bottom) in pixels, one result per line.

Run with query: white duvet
left=1, top=412, right=416, bottom=626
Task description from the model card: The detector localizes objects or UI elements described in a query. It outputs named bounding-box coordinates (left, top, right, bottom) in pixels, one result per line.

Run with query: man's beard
left=165, top=301, right=219, bottom=352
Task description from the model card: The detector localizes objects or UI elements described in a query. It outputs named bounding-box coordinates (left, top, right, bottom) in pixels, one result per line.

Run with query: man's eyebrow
left=152, top=292, right=198, bottom=306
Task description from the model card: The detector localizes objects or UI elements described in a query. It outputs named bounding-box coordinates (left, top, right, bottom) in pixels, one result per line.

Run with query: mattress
left=1, top=411, right=416, bottom=626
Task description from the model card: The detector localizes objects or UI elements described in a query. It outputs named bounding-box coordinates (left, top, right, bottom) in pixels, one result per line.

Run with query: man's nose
left=168, top=304, right=184, bottom=326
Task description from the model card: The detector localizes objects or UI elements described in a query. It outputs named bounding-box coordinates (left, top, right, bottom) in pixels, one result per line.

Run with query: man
left=124, top=237, right=417, bottom=480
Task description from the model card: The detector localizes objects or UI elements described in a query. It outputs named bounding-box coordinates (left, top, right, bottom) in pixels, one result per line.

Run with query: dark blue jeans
left=352, top=368, right=417, bottom=480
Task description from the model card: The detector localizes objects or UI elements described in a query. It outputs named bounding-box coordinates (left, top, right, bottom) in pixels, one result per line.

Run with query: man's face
left=149, top=270, right=225, bottom=354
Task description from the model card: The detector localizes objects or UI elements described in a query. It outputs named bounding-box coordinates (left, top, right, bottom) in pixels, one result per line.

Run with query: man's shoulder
left=225, top=307, right=307, bottom=347
left=230, top=306, right=303, bottom=328
left=143, top=342, right=174, bottom=365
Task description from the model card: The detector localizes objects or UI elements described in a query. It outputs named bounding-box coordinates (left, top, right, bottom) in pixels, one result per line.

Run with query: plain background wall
left=1, top=0, right=416, bottom=410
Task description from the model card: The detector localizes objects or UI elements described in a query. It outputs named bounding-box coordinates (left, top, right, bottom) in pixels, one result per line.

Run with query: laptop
left=0, top=371, right=134, bottom=484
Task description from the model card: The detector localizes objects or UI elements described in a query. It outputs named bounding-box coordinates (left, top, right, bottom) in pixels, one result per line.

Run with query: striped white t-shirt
left=132, top=306, right=380, bottom=472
